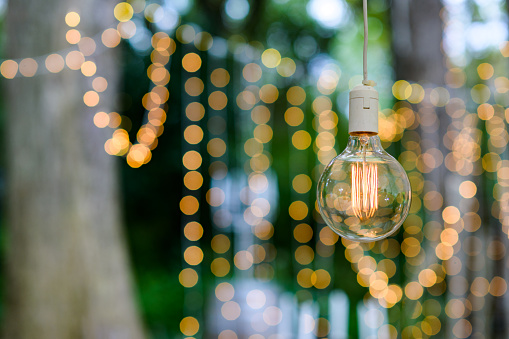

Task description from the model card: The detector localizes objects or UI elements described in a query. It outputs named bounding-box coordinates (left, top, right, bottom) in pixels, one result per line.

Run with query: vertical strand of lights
left=466, top=95, right=489, bottom=337
left=433, top=9, right=477, bottom=332
left=440, top=42, right=501, bottom=335
left=387, top=87, right=412, bottom=336
left=206, top=40, right=237, bottom=336
left=313, top=66, right=343, bottom=337
left=234, top=59, right=258, bottom=281
left=285, top=85, right=315, bottom=299
left=402, top=88, right=437, bottom=337
left=414, top=5, right=471, bottom=336
left=490, top=51, right=509, bottom=329
left=441, top=58, right=475, bottom=337
left=392, top=91, right=424, bottom=335
left=312, top=91, right=336, bottom=284
left=492, top=41, right=509, bottom=311
left=218, top=49, right=260, bottom=335
left=423, top=87, right=449, bottom=311
left=470, top=65, right=499, bottom=335
left=286, top=83, right=325, bottom=336
left=240, top=60, right=265, bottom=278
left=478, top=59, right=509, bottom=337
left=252, top=52, right=278, bottom=285
left=392, top=101, right=422, bottom=337
left=495, top=43, right=509, bottom=240
left=238, top=46, right=281, bottom=337
left=395, top=80, right=448, bottom=336
left=179, top=27, right=205, bottom=339
left=261, top=46, right=287, bottom=335
left=210, top=42, right=253, bottom=335
left=442, top=95, right=476, bottom=339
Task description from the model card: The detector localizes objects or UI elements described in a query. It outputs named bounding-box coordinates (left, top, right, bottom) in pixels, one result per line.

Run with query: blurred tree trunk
left=2, top=0, right=146, bottom=338
left=391, top=0, right=444, bottom=83
left=390, top=0, right=448, bottom=334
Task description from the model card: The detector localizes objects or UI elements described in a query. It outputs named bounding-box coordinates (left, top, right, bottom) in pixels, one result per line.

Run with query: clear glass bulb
left=317, top=133, right=411, bottom=242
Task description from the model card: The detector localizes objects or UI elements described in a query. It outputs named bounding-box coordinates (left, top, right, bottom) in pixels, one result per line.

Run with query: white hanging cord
left=362, top=0, right=375, bottom=86
left=363, top=0, right=368, bottom=82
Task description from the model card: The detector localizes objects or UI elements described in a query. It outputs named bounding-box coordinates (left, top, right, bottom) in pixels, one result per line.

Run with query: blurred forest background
left=1, top=0, right=509, bottom=338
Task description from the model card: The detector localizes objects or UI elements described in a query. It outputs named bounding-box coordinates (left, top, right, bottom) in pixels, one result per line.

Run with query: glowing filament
left=351, top=162, right=378, bottom=220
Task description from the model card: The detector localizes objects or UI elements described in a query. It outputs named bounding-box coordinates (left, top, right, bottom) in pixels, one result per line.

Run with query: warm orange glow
left=93, top=112, right=110, bottom=128
left=178, top=268, right=198, bottom=288
left=66, top=29, right=81, bottom=44
left=351, top=162, right=378, bottom=220
left=45, top=54, right=65, bottom=73
left=182, top=52, right=202, bottom=73
left=148, top=66, right=169, bottom=84
left=259, top=84, right=279, bottom=103
left=284, top=107, right=304, bottom=126
left=81, top=61, right=96, bottom=77
left=19, top=58, right=38, bottom=77
left=83, top=91, right=99, bottom=107
left=184, top=246, right=204, bottom=265
left=92, top=77, right=108, bottom=92
left=101, top=28, right=121, bottom=48
left=66, top=51, right=85, bottom=70
left=108, top=112, right=121, bottom=128
left=1, top=60, right=18, bottom=79
left=148, top=108, right=167, bottom=126
left=117, top=21, right=136, bottom=39
left=114, top=2, right=134, bottom=22
left=180, top=316, right=199, bottom=336
left=65, top=12, right=80, bottom=27
left=243, top=63, right=262, bottom=82
left=287, top=86, right=306, bottom=105
left=78, top=37, right=97, bottom=56
left=210, top=258, right=230, bottom=277
left=185, top=77, right=204, bottom=96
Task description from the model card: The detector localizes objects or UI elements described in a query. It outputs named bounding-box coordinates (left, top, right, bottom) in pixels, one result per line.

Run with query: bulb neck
left=345, top=134, right=383, bottom=153
left=349, top=85, right=379, bottom=134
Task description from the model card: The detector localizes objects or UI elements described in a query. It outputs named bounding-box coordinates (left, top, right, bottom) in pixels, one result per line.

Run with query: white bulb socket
left=348, top=84, right=379, bottom=134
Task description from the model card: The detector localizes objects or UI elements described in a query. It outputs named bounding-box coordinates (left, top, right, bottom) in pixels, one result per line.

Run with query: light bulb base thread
left=348, top=85, right=379, bottom=134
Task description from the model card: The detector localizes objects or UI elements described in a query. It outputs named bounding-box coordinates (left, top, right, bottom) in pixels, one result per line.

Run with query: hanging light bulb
left=316, top=0, right=411, bottom=242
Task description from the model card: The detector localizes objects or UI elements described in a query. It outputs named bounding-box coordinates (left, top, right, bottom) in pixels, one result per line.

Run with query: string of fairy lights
left=179, top=30, right=208, bottom=337
left=207, top=49, right=237, bottom=336
left=2, top=0, right=509, bottom=337
left=240, top=58, right=277, bottom=283
left=287, top=84, right=314, bottom=297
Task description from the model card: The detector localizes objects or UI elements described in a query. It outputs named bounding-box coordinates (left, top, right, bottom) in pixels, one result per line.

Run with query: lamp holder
left=349, top=85, right=379, bottom=134
left=348, top=0, right=378, bottom=134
